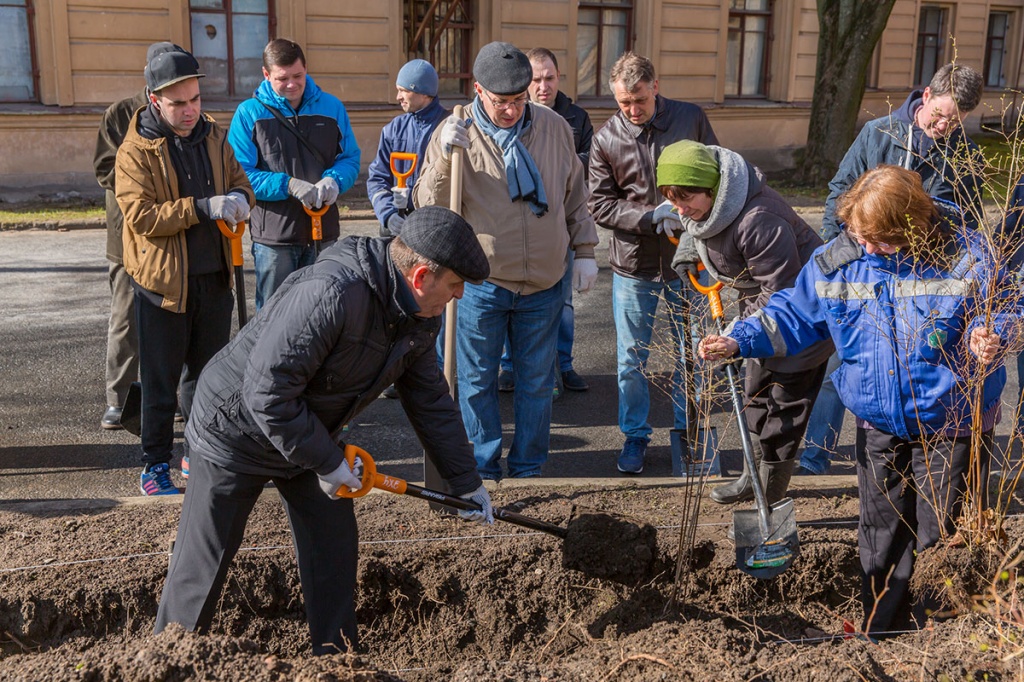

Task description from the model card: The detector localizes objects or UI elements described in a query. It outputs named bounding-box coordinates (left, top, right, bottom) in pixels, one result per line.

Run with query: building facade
left=1, top=0, right=1022, bottom=191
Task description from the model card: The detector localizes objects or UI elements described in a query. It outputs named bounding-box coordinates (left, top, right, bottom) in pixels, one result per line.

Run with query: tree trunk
left=798, top=0, right=898, bottom=186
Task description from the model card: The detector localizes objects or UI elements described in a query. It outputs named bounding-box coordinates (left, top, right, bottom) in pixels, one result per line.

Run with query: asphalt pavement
left=1, top=211, right=1017, bottom=504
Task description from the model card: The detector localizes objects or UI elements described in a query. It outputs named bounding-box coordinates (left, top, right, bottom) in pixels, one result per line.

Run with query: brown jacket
left=413, top=103, right=597, bottom=295
left=115, top=110, right=254, bottom=312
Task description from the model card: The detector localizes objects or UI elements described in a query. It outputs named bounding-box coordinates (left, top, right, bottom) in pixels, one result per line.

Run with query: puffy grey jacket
left=184, top=236, right=482, bottom=495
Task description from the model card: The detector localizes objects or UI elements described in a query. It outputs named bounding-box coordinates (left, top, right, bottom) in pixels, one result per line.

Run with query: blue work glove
left=458, top=484, right=494, bottom=525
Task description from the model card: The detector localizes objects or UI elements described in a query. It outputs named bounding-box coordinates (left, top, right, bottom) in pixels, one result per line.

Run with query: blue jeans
left=457, top=279, right=564, bottom=480
left=252, top=241, right=335, bottom=310
left=501, top=253, right=575, bottom=373
left=799, top=351, right=845, bottom=474
left=612, top=273, right=691, bottom=440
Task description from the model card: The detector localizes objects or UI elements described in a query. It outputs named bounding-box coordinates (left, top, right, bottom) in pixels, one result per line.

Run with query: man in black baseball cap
left=154, top=206, right=492, bottom=654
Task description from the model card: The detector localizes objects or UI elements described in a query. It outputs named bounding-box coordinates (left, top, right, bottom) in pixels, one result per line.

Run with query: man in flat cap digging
left=415, top=41, right=598, bottom=481
left=154, top=205, right=494, bottom=653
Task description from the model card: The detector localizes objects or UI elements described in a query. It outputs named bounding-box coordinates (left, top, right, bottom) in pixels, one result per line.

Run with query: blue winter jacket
left=821, top=92, right=983, bottom=240
left=728, top=215, right=1013, bottom=439
left=228, top=76, right=361, bottom=246
left=366, top=97, right=448, bottom=234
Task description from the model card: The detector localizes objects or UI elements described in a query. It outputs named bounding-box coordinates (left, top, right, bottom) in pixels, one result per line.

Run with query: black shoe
left=497, top=370, right=515, bottom=392
left=560, top=369, right=589, bottom=392
left=101, top=405, right=123, bottom=430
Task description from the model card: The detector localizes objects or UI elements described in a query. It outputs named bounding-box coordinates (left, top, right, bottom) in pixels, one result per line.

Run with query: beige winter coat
left=414, top=103, right=597, bottom=295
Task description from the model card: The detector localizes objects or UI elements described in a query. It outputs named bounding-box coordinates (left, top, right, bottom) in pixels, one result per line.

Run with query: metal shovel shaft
left=400, top=482, right=569, bottom=539
left=721, top=358, right=771, bottom=538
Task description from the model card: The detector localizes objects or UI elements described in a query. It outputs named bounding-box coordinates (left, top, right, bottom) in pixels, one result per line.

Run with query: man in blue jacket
left=801, top=62, right=984, bottom=476
left=367, top=59, right=447, bottom=237
left=228, top=39, right=361, bottom=309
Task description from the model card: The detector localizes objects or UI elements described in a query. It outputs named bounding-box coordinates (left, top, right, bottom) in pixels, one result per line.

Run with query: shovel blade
left=732, top=497, right=799, bottom=579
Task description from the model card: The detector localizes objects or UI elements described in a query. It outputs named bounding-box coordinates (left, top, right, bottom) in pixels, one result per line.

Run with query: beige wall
left=4, top=0, right=1024, bottom=191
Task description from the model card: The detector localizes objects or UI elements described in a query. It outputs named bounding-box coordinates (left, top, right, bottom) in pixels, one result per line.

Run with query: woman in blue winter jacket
left=699, top=164, right=1013, bottom=637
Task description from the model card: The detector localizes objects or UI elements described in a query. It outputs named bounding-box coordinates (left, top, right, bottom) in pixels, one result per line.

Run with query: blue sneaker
left=181, top=455, right=189, bottom=480
left=617, top=437, right=649, bottom=474
left=140, top=463, right=181, bottom=496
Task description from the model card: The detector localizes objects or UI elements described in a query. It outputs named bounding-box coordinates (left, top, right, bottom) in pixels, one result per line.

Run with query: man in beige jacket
left=414, top=41, right=598, bottom=480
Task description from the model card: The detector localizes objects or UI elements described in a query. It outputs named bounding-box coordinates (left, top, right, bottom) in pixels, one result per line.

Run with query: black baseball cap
left=145, top=49, right=204, bottom=93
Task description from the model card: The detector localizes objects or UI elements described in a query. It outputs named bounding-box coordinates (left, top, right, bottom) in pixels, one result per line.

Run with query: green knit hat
left=657, top=140, right=720, bottom=191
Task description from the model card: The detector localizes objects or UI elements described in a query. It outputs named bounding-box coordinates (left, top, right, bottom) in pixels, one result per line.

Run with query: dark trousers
left=857, top=427, right=991, bottom=634
left=154, top=449, right=359, bottom=654
left=742, top=360, right=827, bottom=465
left=135, top=273, right=232, bottom=464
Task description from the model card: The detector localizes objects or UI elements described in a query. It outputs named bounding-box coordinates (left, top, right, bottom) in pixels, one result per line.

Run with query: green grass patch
left=0, top=204, right=105, bottom=227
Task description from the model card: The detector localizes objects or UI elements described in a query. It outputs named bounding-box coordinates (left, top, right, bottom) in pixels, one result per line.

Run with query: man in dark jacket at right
left=154, top=206, right=494, bottom=655
left=589, top=51, right=717, bottom=474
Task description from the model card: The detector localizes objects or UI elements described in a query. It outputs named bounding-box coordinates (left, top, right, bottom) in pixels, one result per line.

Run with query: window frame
left=576, top=0, right=635, bottom=99
left=725, top=0, right=773, bottom=99
left=405, top=0, right=474, bottom=98
left=984, top=10, right=1012, bottom=88
left=0, top=0, right=39, bottom=103
left=188, top=0, right=277, bottom=100
left=914, top=4, right=950, bottom=86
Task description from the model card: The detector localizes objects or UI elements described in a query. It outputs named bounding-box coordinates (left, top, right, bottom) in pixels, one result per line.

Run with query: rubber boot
left=710, top=438, right=762, bottom=504
left=759, top=459, right=796, bottom=507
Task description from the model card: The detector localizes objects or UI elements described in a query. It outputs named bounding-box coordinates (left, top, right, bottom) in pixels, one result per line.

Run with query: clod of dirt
left=561, top=511, right=658, bottom=584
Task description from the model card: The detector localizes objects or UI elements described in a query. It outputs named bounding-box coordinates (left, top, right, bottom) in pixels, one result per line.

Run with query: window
left=915, top=5, right=948, bottom=85
left=0, top=0, right=36, bottom=102
left=190, top=0, right=273, bottom=98
left=985, top=11, right=1010, bottom=87
left=405, top=0, right=473, bottom=97
left=725, top=0, right=772, bottom=97
left=577, top=0, right=633, bottom=97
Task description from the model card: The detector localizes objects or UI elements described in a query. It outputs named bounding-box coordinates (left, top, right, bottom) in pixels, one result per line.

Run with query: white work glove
left=227, top=192, right=250, bottom=224
left=196, top=195, right=242, bottom=225
left=392, top=186, right=410, bottom=211
left=572, top=257, right=599, bottom=294
left=317, top=456, right=363, bottom=499
left=439, top=115, right=472, bottom=160
left=386, top=213, right=406, bottom=235
left=315, top=176, right=339, bottom=207
left=457, top=484, right=494, bottom=525
left=288, top=177, right=321, bottom=209
left=652, top=200, right=681, bottom=238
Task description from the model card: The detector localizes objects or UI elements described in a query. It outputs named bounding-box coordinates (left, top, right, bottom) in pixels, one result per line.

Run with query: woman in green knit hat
left=655, top=140, right=832, bottom=507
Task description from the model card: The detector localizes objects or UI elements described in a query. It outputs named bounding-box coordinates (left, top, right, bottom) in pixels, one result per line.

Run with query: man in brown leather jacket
left=588, top=52, right=717, bottom=475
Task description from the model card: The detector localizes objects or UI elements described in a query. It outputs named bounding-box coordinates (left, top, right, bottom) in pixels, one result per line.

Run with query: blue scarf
left=471, top=96, right=548, bottom=217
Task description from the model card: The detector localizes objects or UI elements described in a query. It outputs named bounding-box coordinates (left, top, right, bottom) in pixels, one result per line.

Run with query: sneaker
left=381, top=384, right=399, bottom=399
left=101, top=405, right=123, bottom=430
left=181, top=455, right=189, bottom=480
left=560, top=369, right=589, bottom=392
left=617, top=437, right=649, bottom=474
left=497, top=370, right=515, bottom=392
left=140, top=463, right=181, bottom=496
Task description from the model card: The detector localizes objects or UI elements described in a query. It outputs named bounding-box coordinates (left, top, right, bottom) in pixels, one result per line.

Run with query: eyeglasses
left=486, top=93, right=529, bottom=111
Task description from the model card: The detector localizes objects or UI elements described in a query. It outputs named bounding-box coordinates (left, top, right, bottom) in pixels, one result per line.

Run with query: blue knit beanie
left=396, top=59, right=439, bottom=98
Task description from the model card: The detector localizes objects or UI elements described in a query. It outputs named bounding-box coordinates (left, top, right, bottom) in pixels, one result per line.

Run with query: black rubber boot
left=759, top=459, right=796, bottom=507
left=710, top=438, right=762, bottom=504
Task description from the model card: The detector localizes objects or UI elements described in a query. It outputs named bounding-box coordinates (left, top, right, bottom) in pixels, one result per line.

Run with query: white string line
left=3, top=511, right=1012, bottom=574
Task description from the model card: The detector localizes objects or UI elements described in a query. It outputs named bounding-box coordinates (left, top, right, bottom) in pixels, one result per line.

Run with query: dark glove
left=288, top=177, right=320, bottom=209
left=672, top=230, right=701, bottom=281
left=457, top=484, right=494, bottom=525
left=386, top=213, right=406, bottom=235
left=196, top=195, right=242, bottom=225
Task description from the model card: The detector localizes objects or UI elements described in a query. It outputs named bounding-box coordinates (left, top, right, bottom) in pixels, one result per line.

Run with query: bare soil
left=1, top=483, right=1022, bottom=681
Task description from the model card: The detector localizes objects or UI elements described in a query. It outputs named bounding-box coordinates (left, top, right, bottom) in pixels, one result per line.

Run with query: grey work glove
left=652, top=200, right=681, bottom=239
left=386, top=213, right=406, bottom=235
left=317, top=457, right=363, bottom=499
left=392, top=186, right=410, bottom=211
left=315, top=176, right=340, bottom=207
left=288, top=177, right=321, bottom=209
left=457, top=484, right=494, bottom=525
left=439, top=115, right=472, bottom=160
left=227, top=192, right=250, bottom=224
left=672, top=231, right=701, bottom=281
left=196, top=195, right=242, bottom=225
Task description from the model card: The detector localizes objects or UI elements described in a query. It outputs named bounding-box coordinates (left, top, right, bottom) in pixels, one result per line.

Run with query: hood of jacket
left=255, top=74, right=325, bottom=115
left=677, top=145, right=750, bottom=240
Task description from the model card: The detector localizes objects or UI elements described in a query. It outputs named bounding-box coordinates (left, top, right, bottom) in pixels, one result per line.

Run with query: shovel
left=303, top=205, right=330, bottom=257
left=335, top=445, right=658, bottom=585
left=217, top=219, right=248, bottom=328
left=389, top=151, right=418, bottom=217
left=687, top=269, right=798, bottom=579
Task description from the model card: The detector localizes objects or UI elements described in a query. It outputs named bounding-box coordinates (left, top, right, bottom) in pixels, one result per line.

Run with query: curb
left=0, top=474, right=859, bottom=514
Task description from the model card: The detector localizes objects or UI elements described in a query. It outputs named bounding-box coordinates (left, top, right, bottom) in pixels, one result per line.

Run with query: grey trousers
left=105, top=261, right=138, bottom=407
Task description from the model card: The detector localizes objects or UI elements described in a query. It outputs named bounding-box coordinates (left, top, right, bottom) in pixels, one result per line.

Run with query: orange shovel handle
left=334, top=445, right=410, bottom=498
left=303, top=205, right=329, bottom=241
left=216, top=220, right=246, bottom=267
left=686, top=264, right=725, bottom=322
left=389, top=152, right=418, bottom=188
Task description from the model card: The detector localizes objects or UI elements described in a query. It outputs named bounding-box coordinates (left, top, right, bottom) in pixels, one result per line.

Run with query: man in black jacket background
left=154, top=206, right=493, bottom=654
